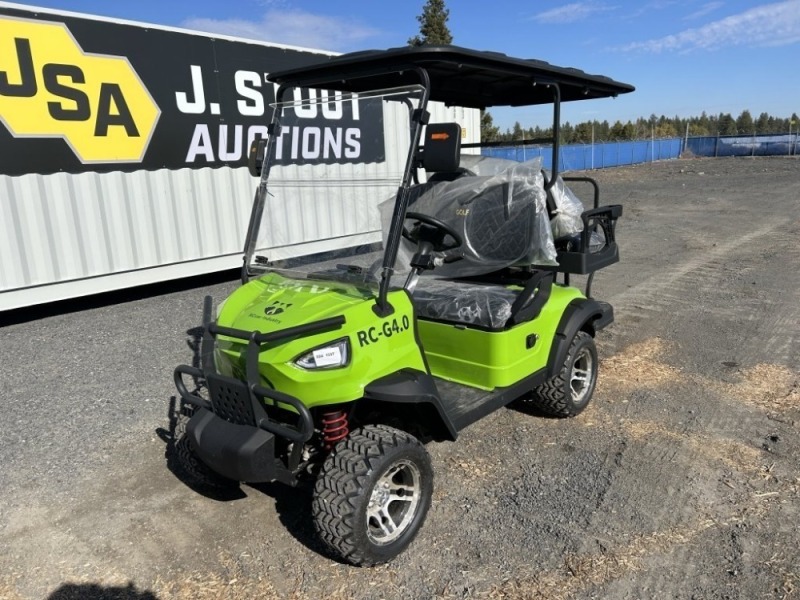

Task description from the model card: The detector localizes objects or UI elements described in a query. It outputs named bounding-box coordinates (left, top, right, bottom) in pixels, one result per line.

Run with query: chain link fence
left=483, top=138, right=682, bottom=171
left=685, top=133, right=799, bottom=157
left=482, top=133, right=798, bottom=170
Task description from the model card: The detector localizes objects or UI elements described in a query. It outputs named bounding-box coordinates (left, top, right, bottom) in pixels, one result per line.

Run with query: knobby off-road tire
left=531, top=330, right=598, bottom=417
left=175, top=432, right=238, bottom=491
left=312, top=424, right=433, bottom=566
left=172, top=406, right=239, bottom=491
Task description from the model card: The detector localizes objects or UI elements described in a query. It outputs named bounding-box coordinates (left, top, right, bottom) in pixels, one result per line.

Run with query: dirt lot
left=1, top=157, right=799, bottom=599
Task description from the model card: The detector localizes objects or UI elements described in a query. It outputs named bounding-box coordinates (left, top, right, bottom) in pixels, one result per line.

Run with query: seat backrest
left=461, top=181, right=537, bottom=262
left=405, top=158, right=555, bottom=277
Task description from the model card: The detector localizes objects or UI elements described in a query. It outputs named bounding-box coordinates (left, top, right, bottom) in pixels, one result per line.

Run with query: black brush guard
left=173, top=305, right=345, bottom=484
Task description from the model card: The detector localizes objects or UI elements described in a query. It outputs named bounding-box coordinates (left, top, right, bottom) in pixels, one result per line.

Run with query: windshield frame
left=242, top=74, right=432, bottom=311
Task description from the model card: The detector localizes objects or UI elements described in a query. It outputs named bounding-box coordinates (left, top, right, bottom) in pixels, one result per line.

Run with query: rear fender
left=547, top=299, right=613, bottom=377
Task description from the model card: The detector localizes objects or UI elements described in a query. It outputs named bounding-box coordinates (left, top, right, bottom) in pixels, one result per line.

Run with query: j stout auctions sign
left=0, top=8, right=385, bottom=176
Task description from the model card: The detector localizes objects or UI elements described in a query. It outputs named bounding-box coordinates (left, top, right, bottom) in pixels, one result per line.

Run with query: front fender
left=363, top=369, right=457, bottom=441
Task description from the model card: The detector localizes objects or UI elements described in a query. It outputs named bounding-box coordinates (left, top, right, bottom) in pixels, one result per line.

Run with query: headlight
left=295, top=338, right=350, bottom=370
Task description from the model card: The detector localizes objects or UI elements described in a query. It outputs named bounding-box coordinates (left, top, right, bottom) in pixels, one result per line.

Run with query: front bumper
left=175, top=364, right=313, bottom=484
left=187, top=407, right=276, bottom=483
left=173, top=309, right=346, bottom=484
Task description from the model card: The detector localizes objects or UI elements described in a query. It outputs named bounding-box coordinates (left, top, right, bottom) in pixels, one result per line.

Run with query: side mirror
left=248, top=138, right=268, bottom=177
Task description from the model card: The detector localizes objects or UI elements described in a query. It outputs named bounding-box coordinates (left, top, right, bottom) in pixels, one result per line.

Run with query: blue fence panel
left=486, top=134, right=796, bottom=169
left=631, top=142, right=647, bottom=164
left=484, top=138, right=683, bottom=170
left=687, top=134, right=798, bottom=157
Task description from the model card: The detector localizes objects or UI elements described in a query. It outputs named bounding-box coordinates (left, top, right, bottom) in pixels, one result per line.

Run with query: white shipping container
left=0, top=3, right=479, bottom=311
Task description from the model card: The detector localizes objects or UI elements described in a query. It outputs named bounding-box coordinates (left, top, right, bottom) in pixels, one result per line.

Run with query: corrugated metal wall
left=1, top=168, right=253, bottom=300
left=0, top=103, right=479, bottom=310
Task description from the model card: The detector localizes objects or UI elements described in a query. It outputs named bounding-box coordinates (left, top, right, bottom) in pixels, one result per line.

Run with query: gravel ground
left=1, top=157, right=799, bottom=599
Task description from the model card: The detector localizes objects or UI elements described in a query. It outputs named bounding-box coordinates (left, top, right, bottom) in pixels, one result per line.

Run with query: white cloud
left=684, top=1, right=724, bottom=21
left=532, top=2, right=616, bottom=24
left=182, top=9, right=381, bottom=52
left=619, top=1, right=800, bottom=52
left=624, top=0, right=679, bottom=20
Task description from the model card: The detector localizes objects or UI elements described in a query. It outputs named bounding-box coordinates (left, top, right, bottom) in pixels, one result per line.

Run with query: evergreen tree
left=718, top=113, right=737, bottom=136
left=736, top=110, right=754, bottom=135
left=485, top=109, right=793, bottom=144
left=654, top=122, right=677, bottom=138
left=572, top=122, right=593, bottom=144
left=480, top=110, right=500, bottom=142
left=560, top=121, right=574, bottom=143
left=756, top=112, right=769, bottom=134
left=408, top=0, right=453, bottom=46
left=609, top=120, right=635, bottom=140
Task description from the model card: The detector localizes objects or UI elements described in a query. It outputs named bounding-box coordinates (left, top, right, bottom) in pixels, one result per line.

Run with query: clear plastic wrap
left=458, top=154, right=520, bottom=176
left=381, top=157, right=558, bottom=277
left=547, top=174, right=585, bottom=240
left=412, top=279, right=518, bottom=329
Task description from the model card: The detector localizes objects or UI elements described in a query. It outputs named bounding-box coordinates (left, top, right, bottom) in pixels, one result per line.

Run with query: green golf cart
left=173, top=45, right=633, bottom=566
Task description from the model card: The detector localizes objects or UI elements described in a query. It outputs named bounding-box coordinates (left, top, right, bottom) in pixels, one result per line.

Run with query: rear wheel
left=531, top=330, right=598, bottom=417
left=312, top=424, right=433, bottom=566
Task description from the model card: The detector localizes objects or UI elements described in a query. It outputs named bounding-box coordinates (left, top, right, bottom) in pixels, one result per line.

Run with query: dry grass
left=486, top=519, right=716, bottom=600
left=21, top=566, right=358, bottom=600
left=598, top=337, right=682, bottom=394
left=595, top=337, right=798, bottom=464
left=447, top=455, right=493, bottom=481
left=153, top=557, right=364, bottom=600
left=716, top=363, right=799, bottom=414
left=3, top=553, right=369, bottom=600
left=0, top=576, right=25, bottom=600
left=598, top=338, right=799, bottom=417
left=621, top=418, right=762, bottom=474
left=6, top=340, right=795, bottom=600
left=154, top=572, right=278, bottom=600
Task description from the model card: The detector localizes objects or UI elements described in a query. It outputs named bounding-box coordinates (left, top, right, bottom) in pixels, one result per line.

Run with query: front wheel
left=531, top=330, right=598, bottom=417
left=312, top=424, right=433, bottom=566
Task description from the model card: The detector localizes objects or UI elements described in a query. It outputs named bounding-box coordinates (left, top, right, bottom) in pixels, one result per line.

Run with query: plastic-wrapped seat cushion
left=547, top=174, right=585, bottom=240
left=412, top=279, right=518, bottom=330
left=381, top=157, right=558, bottom=278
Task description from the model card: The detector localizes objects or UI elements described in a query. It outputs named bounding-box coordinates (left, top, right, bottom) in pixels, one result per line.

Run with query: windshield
left=246, top=85, right=425, bottom=296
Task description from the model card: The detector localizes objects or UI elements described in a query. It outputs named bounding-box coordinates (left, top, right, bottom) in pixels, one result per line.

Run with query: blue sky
left=5, top=0, right=800, bottom=130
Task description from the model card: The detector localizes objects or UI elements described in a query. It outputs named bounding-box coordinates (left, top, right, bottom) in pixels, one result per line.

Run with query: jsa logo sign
left=0, top=17, right=159, bottom=164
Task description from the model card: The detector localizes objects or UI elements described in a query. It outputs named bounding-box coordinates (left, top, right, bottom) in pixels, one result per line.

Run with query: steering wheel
left=402, top=211, right=463, bottom=252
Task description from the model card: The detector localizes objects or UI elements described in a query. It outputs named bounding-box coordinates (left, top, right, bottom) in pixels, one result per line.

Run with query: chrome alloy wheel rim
left=570, top=346, right=594, bottom=404
left=366, top=459, right=421, bottom=545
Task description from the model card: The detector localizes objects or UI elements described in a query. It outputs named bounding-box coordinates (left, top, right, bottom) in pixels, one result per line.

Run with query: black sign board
left=0, top=7, right=385, bottom=175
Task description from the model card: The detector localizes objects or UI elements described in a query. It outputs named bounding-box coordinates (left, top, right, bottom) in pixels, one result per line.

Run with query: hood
left=217, top=272, right=372, bottom=334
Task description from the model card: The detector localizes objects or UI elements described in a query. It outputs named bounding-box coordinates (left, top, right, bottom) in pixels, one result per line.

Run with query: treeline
left=482, top=110, right=800, bottom=144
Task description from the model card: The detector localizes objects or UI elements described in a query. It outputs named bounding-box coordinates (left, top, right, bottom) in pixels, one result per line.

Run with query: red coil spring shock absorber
left=321, top=410, right=349, bottom=450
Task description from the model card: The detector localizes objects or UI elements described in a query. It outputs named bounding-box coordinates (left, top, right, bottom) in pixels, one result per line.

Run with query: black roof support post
left=374, top=68, right=431, bottom=317
left=547, top=82, right=561, bottom=190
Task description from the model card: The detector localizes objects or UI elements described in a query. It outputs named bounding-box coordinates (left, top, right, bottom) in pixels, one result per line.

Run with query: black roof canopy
left=268, top=45, right=634, bottom=108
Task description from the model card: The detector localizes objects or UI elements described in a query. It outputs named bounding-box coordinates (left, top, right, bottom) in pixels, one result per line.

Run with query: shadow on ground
left=48, top=582, right=158, bottom=600
left=2, top=269, right=238, bottom=327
